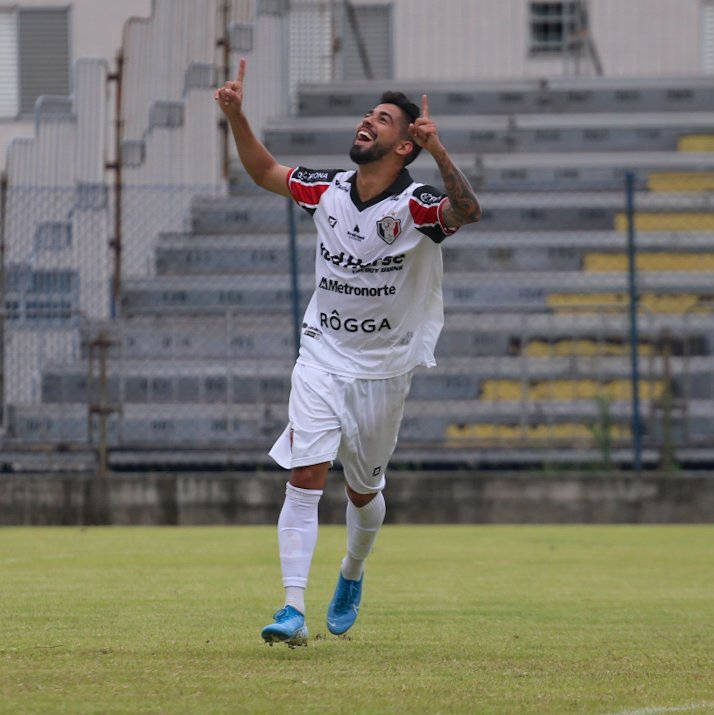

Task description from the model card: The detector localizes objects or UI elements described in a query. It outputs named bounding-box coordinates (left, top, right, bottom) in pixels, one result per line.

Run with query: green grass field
left=1, top=525, right=713, bottom=715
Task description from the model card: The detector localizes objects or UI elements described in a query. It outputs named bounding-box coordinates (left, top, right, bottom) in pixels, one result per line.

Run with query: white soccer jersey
left=287, top=166, right=458, bottom=379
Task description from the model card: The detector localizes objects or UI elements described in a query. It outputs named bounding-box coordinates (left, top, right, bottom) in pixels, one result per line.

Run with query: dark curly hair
left=380, top=90, right=422, bottom=166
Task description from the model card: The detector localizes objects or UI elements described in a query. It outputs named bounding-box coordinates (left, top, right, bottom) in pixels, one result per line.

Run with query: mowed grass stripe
left=1, top=525, right=712, bottom=715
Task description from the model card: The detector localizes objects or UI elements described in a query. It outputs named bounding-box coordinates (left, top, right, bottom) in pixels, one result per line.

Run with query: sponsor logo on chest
left=347, top=223, right=365, bottom=241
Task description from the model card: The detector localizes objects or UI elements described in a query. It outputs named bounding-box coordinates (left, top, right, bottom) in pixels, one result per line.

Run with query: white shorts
left=269, top=362, right=413, bottom=494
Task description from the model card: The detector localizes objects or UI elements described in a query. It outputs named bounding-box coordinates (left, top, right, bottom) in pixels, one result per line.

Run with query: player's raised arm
left=215, top=58, right=291, bottom=197
left=409, top=94, right=482, bottom=228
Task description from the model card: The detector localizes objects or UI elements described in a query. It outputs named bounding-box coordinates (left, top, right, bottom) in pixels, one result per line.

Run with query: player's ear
left=395, top=138, right=414, bottom=158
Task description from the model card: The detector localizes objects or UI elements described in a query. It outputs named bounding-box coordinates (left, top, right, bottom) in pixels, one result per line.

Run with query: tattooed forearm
left=434, top=149, right=482, bottom=227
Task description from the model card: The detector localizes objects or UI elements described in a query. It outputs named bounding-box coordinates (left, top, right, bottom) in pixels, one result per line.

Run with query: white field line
left=606, top=703, right=714, bottom=715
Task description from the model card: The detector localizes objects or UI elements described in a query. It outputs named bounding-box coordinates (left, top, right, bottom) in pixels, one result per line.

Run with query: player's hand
left=214, top=57, right=246, bottom=118
left=409, top=94, right=442, bottom=153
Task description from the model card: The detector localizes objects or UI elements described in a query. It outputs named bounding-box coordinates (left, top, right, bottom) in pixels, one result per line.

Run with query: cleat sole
left=262, top=626, right=308, bottom=648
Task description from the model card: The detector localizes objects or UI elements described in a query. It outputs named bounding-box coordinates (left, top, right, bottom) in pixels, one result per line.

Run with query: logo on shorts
left=376, top=216, right=401, bottom=244
left=372, top=466, right=382, bottom=477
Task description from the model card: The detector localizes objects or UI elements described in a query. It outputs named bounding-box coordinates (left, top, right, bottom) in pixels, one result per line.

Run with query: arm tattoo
left=434, top=151, right=482, bottom=227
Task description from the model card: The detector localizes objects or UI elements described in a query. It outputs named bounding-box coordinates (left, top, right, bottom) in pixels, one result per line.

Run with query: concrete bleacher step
left=437, top=313, right=714, bottom=357
left=228, top=153, right=481, bottom=193
left=11, top=394, right=713, bottom=447
left=264, top=112, right=714, bottom=157
left=119, top=274, right=312, bottom=316
left=82, top=314, right=297, bottom=360
left=155, top=233, right=315, bottom=276
left=481, top=152, right=714, bottom=192
left=230, top=152, right=714, bottom=193
left=399, top=398, right=714, bottom=445
left=153, top=230, right=714, bottom=278
left=190, top=189, right=713, bottom=235
left=189, top=195, right=316, bottom=235
left=39, top=353, right=714, bottom=410
left=457, top=190, right=709, bottom=232
left=441, top=270, right=714, bottom=311
left=295, top=76, right=714, bottom=118
left=7, top=403, right=288, bottom=446
left=42, top=363, right=294, bottom=406
left=77, top=309, right=714, bottom=367
left=118, top=267, right=714, bottom=316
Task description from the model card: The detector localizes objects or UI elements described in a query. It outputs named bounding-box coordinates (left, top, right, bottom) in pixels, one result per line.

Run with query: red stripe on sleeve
left=291, top=181, right=331, bottom=207
left=409, top=197, right=441, bottom=228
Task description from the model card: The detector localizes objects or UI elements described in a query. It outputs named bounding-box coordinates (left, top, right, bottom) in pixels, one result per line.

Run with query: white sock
left=340, top=491, right=386, bottom=581
left=278, top=482, right=322, bottom=614
left=284, top=586, right=305, bottom=615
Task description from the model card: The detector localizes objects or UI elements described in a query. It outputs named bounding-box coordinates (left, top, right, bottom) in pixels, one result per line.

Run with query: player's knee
left=290, top=463, right=329, bottom=490
left=346, top=484, right=378, bottom=507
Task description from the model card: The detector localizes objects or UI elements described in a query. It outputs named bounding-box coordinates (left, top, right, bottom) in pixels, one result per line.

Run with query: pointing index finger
left=421, top=94, right=429, bottom=120
left=237, top=57, right=246, bottom=84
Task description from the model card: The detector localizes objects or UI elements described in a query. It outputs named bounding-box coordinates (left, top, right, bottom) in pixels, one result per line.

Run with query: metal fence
left=2, top=172, right=714, bottom=471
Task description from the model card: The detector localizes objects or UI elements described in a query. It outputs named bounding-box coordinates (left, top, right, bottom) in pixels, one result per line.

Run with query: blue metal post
left=625, top=172, right=643, bottom=472
left=287, top=198, right=301, bottom=360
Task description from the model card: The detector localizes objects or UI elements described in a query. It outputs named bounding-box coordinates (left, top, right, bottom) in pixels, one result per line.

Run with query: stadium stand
left=3, top=0, right=714, bottom=467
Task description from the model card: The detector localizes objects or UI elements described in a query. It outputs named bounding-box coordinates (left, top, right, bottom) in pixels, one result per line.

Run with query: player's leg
left=263, top=364, right=342, bottom=646
left=326, top=372, right=412, bottom=635
left=342, top=483, right=386, bottom=580
left=261, top=462, right=328, bottom=647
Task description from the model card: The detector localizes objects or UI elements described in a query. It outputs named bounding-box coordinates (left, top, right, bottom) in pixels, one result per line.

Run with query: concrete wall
left=1, top=470, right=713, bottom=525
left=388, top=0, right=705, bottom=81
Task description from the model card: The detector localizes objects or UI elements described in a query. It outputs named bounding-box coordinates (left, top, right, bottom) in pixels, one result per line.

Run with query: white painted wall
left=0, top=0, right=152, bottom=169
left=388, top=0, right=704, bottom=81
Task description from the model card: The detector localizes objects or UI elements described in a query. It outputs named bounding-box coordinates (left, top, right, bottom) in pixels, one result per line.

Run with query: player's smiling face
left=349, top=103, right=408, bottom=165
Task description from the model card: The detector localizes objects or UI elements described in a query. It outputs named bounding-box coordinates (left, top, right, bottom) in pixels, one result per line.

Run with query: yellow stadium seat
left=547, top=292, right=711, bottom=314
left=480, top=379, right=524, bottom=401
left=584, top=252, right=714, bottom=272
left=547, top=293, right=627, bottom=312
left=446, top=422, right=631, bottom=443
left=639, top=293, right=705, bottom=313
left=614, top=212, right=714, bottom=232
left=647, top=172, right=714, bottom=192
left=525, top=339, right=654, bottom=357
left=480, top=379, right=665, bottom=401
left=677, top=135, right=714, bottom=152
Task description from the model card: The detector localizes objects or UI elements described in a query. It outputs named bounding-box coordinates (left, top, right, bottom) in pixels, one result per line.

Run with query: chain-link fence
left=3, top=172, right=714, bottom=470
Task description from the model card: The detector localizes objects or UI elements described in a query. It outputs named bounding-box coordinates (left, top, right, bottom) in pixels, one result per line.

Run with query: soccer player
left=215, top=59, right=482, bottom=647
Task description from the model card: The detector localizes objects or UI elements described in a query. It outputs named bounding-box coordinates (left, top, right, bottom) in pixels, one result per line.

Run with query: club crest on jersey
left=376, top=216, right=402, bottom=245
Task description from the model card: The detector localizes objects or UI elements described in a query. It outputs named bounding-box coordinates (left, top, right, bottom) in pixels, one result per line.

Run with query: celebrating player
left=215, top=58, right=482, bottom=647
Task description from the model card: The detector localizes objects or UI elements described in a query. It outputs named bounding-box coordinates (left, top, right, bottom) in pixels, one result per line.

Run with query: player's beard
left=349, top=140, right=391, bottom=165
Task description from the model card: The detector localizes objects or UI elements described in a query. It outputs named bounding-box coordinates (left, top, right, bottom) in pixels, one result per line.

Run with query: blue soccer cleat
left=261, top=605, right=308, bottom=648
left=326, top=573, right=363, bottom=635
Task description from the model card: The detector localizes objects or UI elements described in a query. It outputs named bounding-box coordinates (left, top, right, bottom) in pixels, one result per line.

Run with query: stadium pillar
left=106, top=50, right=124, bottom=318
left=625, top=172, right=643, bottom=473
